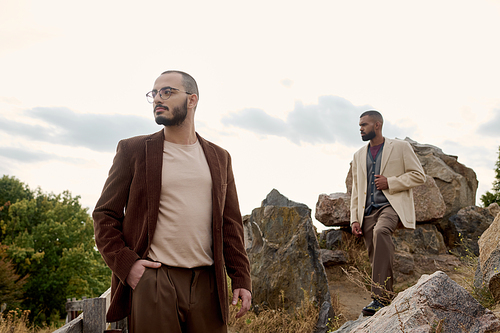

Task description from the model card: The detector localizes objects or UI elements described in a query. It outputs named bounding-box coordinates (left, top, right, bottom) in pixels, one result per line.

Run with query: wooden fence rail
left=53, top=288, right=126, bottom=333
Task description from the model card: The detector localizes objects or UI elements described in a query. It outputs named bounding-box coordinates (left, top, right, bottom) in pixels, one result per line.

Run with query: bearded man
left=350, top=110, right=425, bottom=316
left=93, top=70, right=252, bottom=332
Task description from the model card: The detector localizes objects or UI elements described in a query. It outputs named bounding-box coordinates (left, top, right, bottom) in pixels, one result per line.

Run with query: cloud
left=440, top=140, right=496, bottom=169
left=476, top=108, right=500, bottom=137
left=222, top=96, right=415, bottom=146
left=0, top=107, right=159, bottom=152
left=280, top=79, right=293, bottom=88
left=0, top=146, right=88, bottom=164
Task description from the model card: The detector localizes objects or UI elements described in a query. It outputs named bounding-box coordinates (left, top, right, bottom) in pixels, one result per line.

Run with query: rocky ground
left=326, top=261, right=500, bottom=325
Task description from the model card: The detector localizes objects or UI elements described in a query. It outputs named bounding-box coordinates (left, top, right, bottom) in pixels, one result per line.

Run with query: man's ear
left=188, top=94, right=198, bottom=110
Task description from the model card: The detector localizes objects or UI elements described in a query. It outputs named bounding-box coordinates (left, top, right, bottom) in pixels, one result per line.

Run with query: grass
left=227, top=289, right=345, bottom=333
left=0, top=310, right=53, bottom=333
left=451, top=249, right=496, bottom=309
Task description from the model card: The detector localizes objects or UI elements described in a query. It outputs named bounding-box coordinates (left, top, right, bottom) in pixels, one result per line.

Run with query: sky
left=1, top=0, right=499, bottom=231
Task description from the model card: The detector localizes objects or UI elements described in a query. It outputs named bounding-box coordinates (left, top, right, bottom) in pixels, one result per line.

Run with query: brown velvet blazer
left=93, top=129, right=251, bottom=323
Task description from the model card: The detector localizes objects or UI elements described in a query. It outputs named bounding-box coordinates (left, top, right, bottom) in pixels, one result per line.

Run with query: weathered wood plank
left=83, top=297, right=106, bottom=333
left=66, top=300, right=85, bottom=312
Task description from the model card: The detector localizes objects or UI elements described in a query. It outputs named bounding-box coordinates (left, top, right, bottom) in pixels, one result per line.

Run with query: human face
left=359, top=115, right=377, bottom=142
left=152, top=73, right=189, bottom=127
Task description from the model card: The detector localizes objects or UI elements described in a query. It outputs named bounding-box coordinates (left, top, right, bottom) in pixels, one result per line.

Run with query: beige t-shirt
left=148, top=139, right=214, bottom=268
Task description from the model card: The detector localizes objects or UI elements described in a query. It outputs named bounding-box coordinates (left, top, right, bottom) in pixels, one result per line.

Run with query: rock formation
left=319, top=226, right=460, bottom=285
left=316, top=138, right=478, bottom=251
left=243, top=189, right=333, bottom=333
left=334, top=271, right=500, bottom=332
left=448, top=205, right=496, bottom=256
left=408, top=139, right=478, bottom=218
left=475, top=211, right=500, bottom=303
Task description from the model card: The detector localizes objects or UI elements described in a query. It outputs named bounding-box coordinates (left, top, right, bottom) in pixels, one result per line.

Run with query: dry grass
left=451, top=250, right=496, bottom=309
left=227, top=289, right=345, bottom=333
left=0, top=310, right=53, bottom=333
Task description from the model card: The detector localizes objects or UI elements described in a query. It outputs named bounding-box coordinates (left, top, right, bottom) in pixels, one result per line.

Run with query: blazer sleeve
left=221, top=153, right=252, bottom=293
left=93, top=140, right=140, bottom=284
left=386, top=141, right=426, bottom=194
left=350, top=156, right=360, bottom=226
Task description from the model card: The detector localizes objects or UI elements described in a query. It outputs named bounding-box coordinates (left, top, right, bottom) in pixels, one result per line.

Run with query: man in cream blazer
left=350, top=110, right=425, bottom=316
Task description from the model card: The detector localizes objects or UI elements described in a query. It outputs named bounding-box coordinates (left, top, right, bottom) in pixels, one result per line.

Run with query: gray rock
left=333, top=271, right=500, bottom=332
left=315, top=193, right=351, bottom=227
left=320, top=249, right=348, bottom=266
left=245, top=189, right=333, bottom=333
left=476, top=212, right=500, bottom=302
left=393, top=224, right=447, bottom=255
left=487, top=202, right=500, bottom=219
left=413, top=175, right=446, bottom=223
left=448, top=206, right=495, bottom=256
left=319, top=229, right=345, bottom=250
left=407, top=138, right=478, bottom=218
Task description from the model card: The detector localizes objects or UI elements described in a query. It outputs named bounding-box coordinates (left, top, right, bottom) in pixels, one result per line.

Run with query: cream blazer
left=350, top=138, right=426, bottom=229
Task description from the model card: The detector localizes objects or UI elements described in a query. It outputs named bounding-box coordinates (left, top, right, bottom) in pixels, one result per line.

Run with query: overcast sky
left=1, top=0, right=500, bottom=231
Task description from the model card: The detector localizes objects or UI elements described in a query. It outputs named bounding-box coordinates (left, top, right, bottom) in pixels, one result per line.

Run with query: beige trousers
left=130, top=265, right=226, bottom=333
left=362, top=205, right=400, bottom=300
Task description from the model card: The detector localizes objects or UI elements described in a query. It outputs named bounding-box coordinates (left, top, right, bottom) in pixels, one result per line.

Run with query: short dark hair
left=360, top=110, right=383, bottom=124
left=161, top=70, right=199, bottom=99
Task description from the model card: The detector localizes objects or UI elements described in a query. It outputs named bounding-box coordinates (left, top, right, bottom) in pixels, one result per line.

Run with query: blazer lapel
left=380, top=137, right=393, bottom=175
left=197, top=134, right=223, bottom=219
left=359, top=144, right=369, bottom=178
left=145, top=129, right=164, bottom=245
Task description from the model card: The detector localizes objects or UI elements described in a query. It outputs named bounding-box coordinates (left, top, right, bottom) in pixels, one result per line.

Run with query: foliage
left=452, top=234, right=496, bottom=309
left=481, top=146, right=500, bottom=207
left=227, top=289, right=322, bottom=333
left=0, top=176, right=33, bottom=242
left=0, top=309, right=53, bottom=333
left=0, top=175, right=111, bottom=325
left=0, top=245, right=26, bottom=310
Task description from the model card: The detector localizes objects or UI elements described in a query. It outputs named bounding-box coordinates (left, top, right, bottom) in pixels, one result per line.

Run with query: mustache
left=155, top=105, right=169, bottom=112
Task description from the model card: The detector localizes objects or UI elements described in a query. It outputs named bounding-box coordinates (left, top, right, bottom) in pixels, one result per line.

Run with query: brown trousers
left=362, top=205, right=400, bottom=300
left=130, top=265, right=226, bottom=333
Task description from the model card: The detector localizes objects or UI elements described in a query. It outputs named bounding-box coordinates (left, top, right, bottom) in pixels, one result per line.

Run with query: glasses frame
left=146, top=87, right=192, bottom=103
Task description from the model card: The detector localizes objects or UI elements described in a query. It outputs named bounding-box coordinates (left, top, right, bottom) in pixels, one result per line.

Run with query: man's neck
left=369, top=135, right=385, bottom=147
left=163, top=125, right=197, bottom=145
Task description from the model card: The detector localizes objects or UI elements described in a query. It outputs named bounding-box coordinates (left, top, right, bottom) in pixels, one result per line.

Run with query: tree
left=0, top=175, right=33, bottom=243
left=0, top=176, right=111, bottom=324
left=0, top=244, right=26, bottom=310
left=481, top=146, right=500, bottom=207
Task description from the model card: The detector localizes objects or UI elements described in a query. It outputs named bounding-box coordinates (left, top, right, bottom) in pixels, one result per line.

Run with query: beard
left=155, top=99, right=188, bottom=127
left=361, top=129, right=376, bottom=141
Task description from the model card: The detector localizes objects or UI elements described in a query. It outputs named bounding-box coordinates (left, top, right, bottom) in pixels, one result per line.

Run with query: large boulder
left=448, top=206, right=495, bottom=256
left=392, top=224, right=460, bottom=284
left=475, top=212, right=500, bottom=303
left=243, top=189, right=333, bottom=333
left=393, top=224, right=447, bottom=255
left=315, top=193, right=350, bottom=227
left=413, top=175, right=446, bottom=222
left=334, top=271, right=500, bottom=332
left=407, top=138, right=478, bottom=218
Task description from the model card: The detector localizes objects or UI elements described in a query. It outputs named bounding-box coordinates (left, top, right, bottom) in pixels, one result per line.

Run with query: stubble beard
left=155, top=99, right=188, bottom=127
left=361, top=129, right=376, bottom=142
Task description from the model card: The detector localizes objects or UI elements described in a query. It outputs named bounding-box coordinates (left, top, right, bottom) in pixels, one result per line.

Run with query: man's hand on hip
left=351, top=222, right=363, bottom=237
left=232, top=288, right=252, bottom=318
left=126, top=259, right=161, bottom=290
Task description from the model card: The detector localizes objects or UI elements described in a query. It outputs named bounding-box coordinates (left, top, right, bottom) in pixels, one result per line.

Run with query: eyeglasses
left=146, top=87, right=192, bottom=103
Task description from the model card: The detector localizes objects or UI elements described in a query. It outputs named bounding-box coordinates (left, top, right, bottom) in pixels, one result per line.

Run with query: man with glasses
left=350, top=110, right=425, bottom=316
left=93, top=70, right=252, bottom=333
